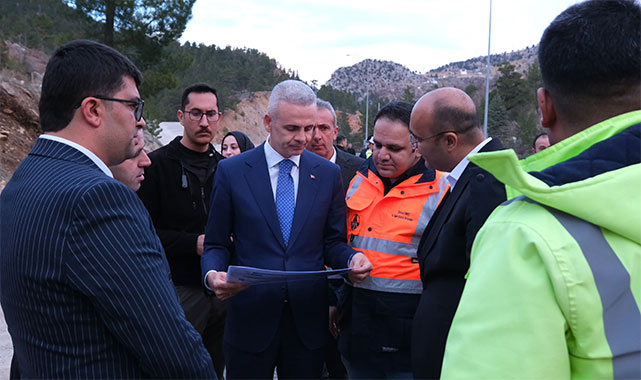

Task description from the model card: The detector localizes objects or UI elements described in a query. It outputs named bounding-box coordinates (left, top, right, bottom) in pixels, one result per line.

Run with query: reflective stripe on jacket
left=346, top=165, right=447, bottom=294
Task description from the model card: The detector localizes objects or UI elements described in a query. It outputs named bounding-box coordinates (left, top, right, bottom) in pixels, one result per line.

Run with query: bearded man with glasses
left=137, top=83, right=226, bottom=378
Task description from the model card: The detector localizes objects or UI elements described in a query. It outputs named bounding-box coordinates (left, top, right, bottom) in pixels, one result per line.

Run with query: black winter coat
left=137, top=136, right=223, bottom=286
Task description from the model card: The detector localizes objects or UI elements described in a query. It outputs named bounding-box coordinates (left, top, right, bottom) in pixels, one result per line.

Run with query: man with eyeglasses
left=0, top=40, right=215, bottom=378
left=137, top=83, right=226, bottom=378
left=339, top=101, right=447, bottom=379
left=407, top=87, right=505, bottom=379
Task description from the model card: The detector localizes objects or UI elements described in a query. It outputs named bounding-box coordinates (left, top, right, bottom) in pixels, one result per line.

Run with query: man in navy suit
left=0, top=40, right=215, bottom=378
left=201, top=80, right=372, bottom=379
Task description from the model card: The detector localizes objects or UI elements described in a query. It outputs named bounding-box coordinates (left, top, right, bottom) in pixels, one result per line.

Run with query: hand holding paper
left=348, top=252, right=373, bottom=284
left=207, top=271, right=249, bottom=301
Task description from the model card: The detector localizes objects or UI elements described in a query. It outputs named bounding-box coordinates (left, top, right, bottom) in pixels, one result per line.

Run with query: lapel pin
left=310, top=174, right=316, bottom=180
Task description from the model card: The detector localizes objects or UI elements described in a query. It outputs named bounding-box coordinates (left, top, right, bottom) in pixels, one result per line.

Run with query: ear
left=443, top=132, right=458, bottom=153
left=264, top=114, right=272, bottom=134
left=177, top=109, right=184, bottom=124
left=332, top=126, right=338, bottom=141
left=413, top=146, right=422, bottom=159
left=537, top=87, right=556, bottom=129
left=79, top=97, right=102, bottom=128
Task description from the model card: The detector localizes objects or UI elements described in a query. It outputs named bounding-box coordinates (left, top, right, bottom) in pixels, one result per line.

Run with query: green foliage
left=0, top=0, right=93, bottom=52
left=401, top=86, right=415, bottom=103
left=145, top=43, right=295, bottom=121
left=336, top=112, right=351, bottom=138
left=64, top=0, right=195, bottom=47
left=495, top=62, right=530, bottom=119
left=317, top=85, right=359, bottom=113
left=465, top=84, right=478, bottom=97
left=479, top=61, right=543, bottom=155
left=485, top=92, right=510, bottom=144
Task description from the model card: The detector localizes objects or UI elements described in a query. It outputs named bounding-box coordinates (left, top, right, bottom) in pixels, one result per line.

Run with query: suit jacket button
left=476, top=173, right=486, bottom=182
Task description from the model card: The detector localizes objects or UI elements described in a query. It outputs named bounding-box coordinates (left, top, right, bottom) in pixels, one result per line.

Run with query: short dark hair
left=336, top=134, right=347, bottom=144
left=374, top=101, right=413, bottom=128
left=181, top=83, right=219, bottom=110
left=532, top=132, right=548, bottom=148
left=432, top=103, right=479, bottom=136
left=39, top=40, right=142, bottom=132
left=539, top=0, right=640, bottom=104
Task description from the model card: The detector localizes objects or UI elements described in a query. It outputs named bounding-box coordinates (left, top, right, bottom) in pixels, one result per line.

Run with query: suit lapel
left=418, top=173, right=470, bottom=263
left=244, top=146, right=286, bottom=248
left=418, top=138, right=503, bottom=263
left=288, top=151, right=320, bottom=248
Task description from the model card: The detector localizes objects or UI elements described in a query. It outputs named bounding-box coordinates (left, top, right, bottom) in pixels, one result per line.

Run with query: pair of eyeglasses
left=185, top=109, right=221, bottom=122
left=94, top=96, right=145, bottom=121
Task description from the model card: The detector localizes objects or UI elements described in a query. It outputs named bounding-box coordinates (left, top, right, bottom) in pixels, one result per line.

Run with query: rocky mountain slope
left=327, top=46, right=538, bottom=101
left=1, top=41, right=538, bottom=191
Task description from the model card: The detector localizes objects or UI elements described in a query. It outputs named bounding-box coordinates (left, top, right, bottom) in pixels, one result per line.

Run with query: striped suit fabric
left=0, top=138, right=216, bottom=378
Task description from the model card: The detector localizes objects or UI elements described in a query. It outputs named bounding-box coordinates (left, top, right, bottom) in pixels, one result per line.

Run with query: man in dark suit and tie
left=201, top=79, right=372, bottom=379
left=408, top=87, right=505, bottom=379
left=0, top=40, right=215, bottom=378
left=308, top=98, right=364, bottom=379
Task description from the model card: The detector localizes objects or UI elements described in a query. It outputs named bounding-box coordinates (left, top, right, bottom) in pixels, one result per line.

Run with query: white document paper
left=226, top=265, right=350, bottom=285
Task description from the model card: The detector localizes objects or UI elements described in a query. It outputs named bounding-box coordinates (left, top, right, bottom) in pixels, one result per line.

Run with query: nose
left=139, top=150, right=151, bottom=168
left=199, top=114, right=209, bottom=127
left=294, top=128, right=307, bottom=142
left=312, top=127, right=322, bottom=141
left=138, top=116, right=147, bottom=129
left=379, top=147, right=391, bottom=160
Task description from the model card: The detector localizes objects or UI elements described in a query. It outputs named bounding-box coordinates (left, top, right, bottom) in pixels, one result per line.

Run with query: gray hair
left=267, top=80, right=316, bottom=120
left=316, top=98, right=337, bottom=127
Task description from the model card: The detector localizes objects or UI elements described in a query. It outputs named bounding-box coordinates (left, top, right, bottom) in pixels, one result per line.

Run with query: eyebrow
left=374, top=140, right=403, bottom=150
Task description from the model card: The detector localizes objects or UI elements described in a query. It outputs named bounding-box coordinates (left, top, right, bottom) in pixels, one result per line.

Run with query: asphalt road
left=0, top=308, right=13, bottom=378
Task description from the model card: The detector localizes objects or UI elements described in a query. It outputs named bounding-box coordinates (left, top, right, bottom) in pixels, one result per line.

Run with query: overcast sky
left=180, top=0, right=580, bottom=85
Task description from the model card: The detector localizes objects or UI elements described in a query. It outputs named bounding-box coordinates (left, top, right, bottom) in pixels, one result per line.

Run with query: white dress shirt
left=39, top=134, right=113, bottom=177
left=329, top=147, right=337, bottom=164
left=446, top=137, right=492, bottom=190
left=264, top=137, right=301, bottom=202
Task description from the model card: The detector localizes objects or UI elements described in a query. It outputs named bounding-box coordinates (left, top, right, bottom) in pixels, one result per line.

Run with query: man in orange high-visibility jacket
left=338, top=101, right=447, bottom=379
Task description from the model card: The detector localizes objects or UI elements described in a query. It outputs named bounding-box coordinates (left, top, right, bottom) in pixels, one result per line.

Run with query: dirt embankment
left=0, top=74, right=41, bottom=191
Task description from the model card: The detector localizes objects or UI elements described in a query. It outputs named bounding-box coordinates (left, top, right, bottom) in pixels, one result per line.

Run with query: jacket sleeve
left=440, top=208, right=570, bottom=379
left=66, top=182, right=216, bottom=379
left=323, top=165, right=357, bottom=270
left=137, top=160, right=200, bottom=259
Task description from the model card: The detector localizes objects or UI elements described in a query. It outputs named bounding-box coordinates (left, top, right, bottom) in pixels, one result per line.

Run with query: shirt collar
left=264, top=136, right=301, bottom=168
left=329, top=147, right=337, bottom=164
left=39, top=134, right=113, bottom=177
left=446, top=137, right=492, bottom=189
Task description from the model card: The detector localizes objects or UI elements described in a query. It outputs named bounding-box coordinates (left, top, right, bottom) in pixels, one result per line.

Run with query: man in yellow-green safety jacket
left=441, top=1, right=641, bottom=379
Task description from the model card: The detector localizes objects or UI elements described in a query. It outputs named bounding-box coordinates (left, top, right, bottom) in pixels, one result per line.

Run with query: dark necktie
left=276, top=159, right=295, bottom=245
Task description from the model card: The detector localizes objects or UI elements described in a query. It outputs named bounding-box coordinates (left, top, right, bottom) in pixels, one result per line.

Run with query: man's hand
left=196, top=234, right=205, bottom=256
left=348, top=252, right=372, bottom=284
left=329, top=306, right=340, bottom=338
left=206, top=271, right=249, bottom=301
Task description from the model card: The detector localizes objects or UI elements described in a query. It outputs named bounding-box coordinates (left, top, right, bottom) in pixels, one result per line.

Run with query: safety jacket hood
left=469, top=110, right=641, bottom=245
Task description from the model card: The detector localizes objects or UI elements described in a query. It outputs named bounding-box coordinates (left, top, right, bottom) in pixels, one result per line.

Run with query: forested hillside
left=1, top=0, right=545, bottom=156
left=0, top=0, right=297, bottom=136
